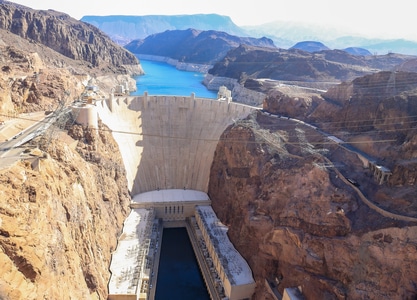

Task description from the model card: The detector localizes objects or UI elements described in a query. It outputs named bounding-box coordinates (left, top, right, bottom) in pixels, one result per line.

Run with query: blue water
left=132, top=59, right=217, bottom=98
left=155, top=228, right=210, bottom=300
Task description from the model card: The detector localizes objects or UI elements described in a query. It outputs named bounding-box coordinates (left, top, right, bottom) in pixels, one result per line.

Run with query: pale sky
left=9, top=0, right=417, bottom=41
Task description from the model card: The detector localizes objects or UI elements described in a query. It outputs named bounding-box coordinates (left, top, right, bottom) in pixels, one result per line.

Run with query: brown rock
left=0, top=123, right=130, bottom=299
left=208, top=114, right=417, bottom=300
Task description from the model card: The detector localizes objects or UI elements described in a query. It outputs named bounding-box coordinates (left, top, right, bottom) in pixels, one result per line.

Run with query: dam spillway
left=95, top=93, right=256, bottom=195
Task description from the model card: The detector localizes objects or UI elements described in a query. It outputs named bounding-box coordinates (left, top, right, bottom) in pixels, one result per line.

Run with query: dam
left=88, top=92, right=257, bottom=299
left=95, top=92, right=255, bottom=194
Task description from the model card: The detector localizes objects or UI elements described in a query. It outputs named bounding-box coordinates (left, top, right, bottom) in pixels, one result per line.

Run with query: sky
left=8, top=0, right=417, bottom=41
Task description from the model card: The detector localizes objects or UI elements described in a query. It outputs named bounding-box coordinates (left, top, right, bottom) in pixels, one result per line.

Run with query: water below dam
left=132, top=59, right=217, bottom=98
left=155, top=227, right=210, bottom=300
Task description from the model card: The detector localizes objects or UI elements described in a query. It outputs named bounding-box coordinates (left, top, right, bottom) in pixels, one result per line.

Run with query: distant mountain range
left=81, top=14, right=417, bottom=55
left=81, top=14, right=246, bottom=45
left=124, top=28, right=275, bottom=64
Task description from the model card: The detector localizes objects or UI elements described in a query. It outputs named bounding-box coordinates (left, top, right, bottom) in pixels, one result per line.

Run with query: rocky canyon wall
left=208, top=112, right=417, bottom=300
left=0, top=122, right=131, bottom=300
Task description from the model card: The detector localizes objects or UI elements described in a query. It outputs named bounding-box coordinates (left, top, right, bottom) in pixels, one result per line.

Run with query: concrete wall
left=96, top=94, right=256, bottom=195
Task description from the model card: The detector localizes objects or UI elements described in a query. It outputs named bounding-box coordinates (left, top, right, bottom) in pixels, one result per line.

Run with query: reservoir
left=132, top=59, right=217, bottom=98
left=155, top=228, right=210, bottom=300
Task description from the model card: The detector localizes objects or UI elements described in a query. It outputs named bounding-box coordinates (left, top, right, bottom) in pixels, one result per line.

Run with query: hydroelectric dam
left=95, top=92, right=255, bottom=195
left=77, top=92, right=258, bottom=300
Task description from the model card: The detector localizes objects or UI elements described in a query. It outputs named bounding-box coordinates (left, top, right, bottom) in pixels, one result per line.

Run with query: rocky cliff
left=0, top=121, right=130, bottom=299
left=263, top=70, right=417, bottom=212
left=0, top=4, right=138, bottom=299
left=0, top=1, right=142, bottom=75
left=208, top=112, right=417, bottom=300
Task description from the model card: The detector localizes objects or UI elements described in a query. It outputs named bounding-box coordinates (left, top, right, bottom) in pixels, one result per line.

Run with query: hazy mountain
left=125, top=28, right=275, bottom=64
left=81, top=14, right=417, bottom=55
left=81, top=14, right=249, bottom=45
left=342, top=47, right=372, bottom=56
left=243, top=21, right=417, bottom=55
left=290, top=41, right=330, bottom=52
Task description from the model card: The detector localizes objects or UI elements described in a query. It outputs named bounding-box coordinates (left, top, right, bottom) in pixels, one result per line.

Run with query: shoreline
left=135, top=54, right=213, bottom=73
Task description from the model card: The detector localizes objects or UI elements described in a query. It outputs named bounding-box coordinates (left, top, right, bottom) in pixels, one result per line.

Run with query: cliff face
left=264, top=71, right=417, bottom=189
left=0, top=122, right=130, bottom=300
left=0, top=1, right=141, bottom=74
left=208, top=112, right=417, bottom=300
left=324, top=72, right=417, bottom=189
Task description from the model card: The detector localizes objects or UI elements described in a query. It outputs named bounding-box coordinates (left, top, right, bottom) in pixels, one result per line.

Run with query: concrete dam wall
left=96, top=94, right=256, bottom=195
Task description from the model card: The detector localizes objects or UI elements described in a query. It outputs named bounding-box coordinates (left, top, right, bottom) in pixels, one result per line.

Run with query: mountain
left=0, top=1, right=141, bottom=74
left=81, top=14, right=417, bottom=56
left=290, top=41, right=330, bottom=52
left=244, top=21, right=417, bottom=55
left=208, top=44, right=417, bottom=84
left=342, top=47, right=372, bottom=56
left=125, top=28, right=276, bottom=64
left=81, top=14, right=248, bottom=45
left=284, top=42, right=372, bottom=56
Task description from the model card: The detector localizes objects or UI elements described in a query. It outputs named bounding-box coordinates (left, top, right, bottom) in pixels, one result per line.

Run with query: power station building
left=107, top=190, right=256, bottom=300
left=194, top=205, right=256, bottom=300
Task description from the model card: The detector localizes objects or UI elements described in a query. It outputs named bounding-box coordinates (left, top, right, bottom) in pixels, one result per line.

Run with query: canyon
left=0, top=2, right=417, bottom=300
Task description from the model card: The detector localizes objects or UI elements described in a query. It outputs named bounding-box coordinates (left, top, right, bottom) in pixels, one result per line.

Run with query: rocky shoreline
left=135, top=55, right=266, bottom=106
left=136, top=54, right=213, bottom=73
left=203, top=74, right=266, bottom=107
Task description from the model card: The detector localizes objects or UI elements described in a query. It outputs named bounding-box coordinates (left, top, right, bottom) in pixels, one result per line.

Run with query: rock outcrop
left=0, top=122, right=130, bottom=299
left=203, top=74, right=266, bottom=106
left=0, top=5, right=137, bottom=299
left=208, top=112, right=417, bottom=300
left=0, top=1, right=142, bottom=75
left=264, top=71, right=417, bottom=213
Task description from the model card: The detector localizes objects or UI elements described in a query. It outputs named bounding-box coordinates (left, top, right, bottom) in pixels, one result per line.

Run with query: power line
left=0, top=114, right=396, bottom=145
left=2, top=108, right=417, bottom=129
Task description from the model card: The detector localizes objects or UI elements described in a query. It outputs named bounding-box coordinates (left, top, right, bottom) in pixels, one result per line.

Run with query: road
left=0, top=111, right=64, bottom=168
